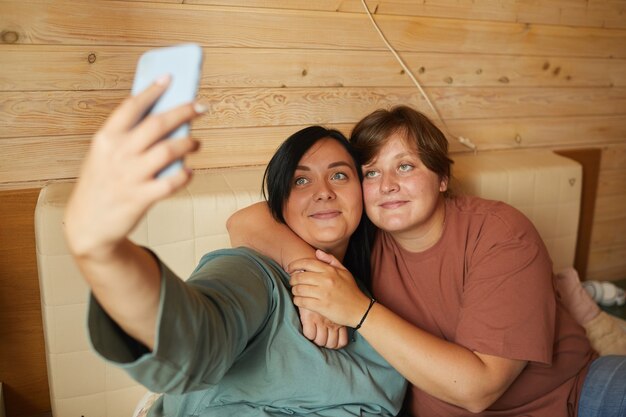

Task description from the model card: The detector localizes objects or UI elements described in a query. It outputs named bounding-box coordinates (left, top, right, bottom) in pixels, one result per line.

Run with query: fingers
left=301, top=319, right=317, bottom=341
left=288, top=258, right=332, bottom=274
left=141, top=136, right=200, bottom=179
left=313, top=327, right=329, bottom=347
left=324, top=327, right=338, bottom=349
left=337, top=327, right=349, bottom=348
left=103, top=75, right=171, bottom=134
left=306, top=321, right=348, bottom=350
left=293, top=295, right=317, bottom=316
left=289, top=271, right=320, bottom=289
left=142, top=166, right=194, bottom=203
left=130, top=102, right=206, bottom=153
left=314, top=249, right=347, bottom=270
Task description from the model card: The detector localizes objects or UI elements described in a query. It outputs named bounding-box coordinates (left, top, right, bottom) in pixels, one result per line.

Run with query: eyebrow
left=394, top=152, right=415, bottom=160
left=295, top=161, right=354, bottom=171
left=363, top=151, right=416, bottom=167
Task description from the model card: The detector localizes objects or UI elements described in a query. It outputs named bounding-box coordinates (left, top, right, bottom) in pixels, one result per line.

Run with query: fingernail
left=194, top=102, right=208, bottom=114
left=155, top=74, right=171, bottom=86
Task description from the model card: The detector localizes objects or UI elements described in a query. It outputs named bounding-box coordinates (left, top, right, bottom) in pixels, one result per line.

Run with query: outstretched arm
left=64, top=76, right=205, bottom=350
left=227, top=203, right=349, bottom=349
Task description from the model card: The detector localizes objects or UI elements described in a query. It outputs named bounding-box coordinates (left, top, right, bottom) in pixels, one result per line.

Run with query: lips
left=309, top=210, right=341, bottom=220
left=379, top=200, right=408, bottom=209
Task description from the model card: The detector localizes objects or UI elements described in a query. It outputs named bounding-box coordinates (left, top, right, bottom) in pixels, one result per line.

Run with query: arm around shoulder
left=227, top=203, right=350, bottom=349
left=227, top=202, right=316, bottom=269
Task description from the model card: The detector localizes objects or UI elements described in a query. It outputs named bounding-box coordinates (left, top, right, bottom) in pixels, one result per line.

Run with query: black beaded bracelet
left=355, top=298, right=376, bottom=331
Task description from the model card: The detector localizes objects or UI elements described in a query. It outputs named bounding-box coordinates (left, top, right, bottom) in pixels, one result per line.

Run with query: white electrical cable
left=360, top=0, right=477, bottom=151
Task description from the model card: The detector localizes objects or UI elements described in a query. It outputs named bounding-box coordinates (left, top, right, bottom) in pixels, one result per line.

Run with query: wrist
left=65, top=226, right=126, bottom=263
left=354, top=297, right=376, bottom=330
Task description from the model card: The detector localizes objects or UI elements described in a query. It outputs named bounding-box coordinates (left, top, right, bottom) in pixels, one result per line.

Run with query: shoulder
left=190, top=247, right=289, bottom=289
left=449, top=195, right=549, bottom=262
left=198, top=247, right=280, bottom=269
left=451, top=195, right=538, bottom=237
left=449, top=196, right=552, bottom=270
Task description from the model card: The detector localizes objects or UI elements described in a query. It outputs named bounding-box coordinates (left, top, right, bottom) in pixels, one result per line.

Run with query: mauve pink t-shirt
left=372, top=196, right=596, bottom=417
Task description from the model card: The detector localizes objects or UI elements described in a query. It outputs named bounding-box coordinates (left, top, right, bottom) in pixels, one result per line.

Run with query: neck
left=392, top=197, right=446, bottom=253
left=319, top=241, right=348, bottom=262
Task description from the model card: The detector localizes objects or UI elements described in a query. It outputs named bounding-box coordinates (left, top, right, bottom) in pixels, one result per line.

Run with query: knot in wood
left=1, top=30, right=18, bottom=44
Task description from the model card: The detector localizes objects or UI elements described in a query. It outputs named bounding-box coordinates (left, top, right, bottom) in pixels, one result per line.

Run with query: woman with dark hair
left=229, top=105, right=626, bottom=416
left=262, top=125, right=374, bottom=292
left=64, top=80, right=405, bottom=416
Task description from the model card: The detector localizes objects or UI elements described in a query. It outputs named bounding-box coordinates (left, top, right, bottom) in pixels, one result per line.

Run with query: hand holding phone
left=131, top=44, right=203, bottom=177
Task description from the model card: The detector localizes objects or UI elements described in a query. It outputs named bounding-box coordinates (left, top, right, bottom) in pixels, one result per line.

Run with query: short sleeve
left=455, top=210, right=555, bottom=365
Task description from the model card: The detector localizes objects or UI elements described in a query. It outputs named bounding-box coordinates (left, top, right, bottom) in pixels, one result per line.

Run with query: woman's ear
left=439, top=176, right=449, bottom=192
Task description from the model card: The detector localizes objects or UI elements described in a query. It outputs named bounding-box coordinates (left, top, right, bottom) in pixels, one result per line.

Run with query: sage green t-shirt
left=88, top=248, right=406, bottom=416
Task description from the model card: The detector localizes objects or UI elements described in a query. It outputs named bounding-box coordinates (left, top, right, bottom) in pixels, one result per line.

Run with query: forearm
left=74, top=239, right=161, bottom=350
left=358, top=303, right=525, bottom=412
left=227, top=202, right=315, bottom=269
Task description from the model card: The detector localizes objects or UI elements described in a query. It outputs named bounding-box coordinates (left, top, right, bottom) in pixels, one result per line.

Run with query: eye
left=363, top=170, right=379, bottom=179
left=399, top=163, right=413, bottom=172
left=294, top=176, right=309, bottom=186
left=331, top=171, right=348, bottom=181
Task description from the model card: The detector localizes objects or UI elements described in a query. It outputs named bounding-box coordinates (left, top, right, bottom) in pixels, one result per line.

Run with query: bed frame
left=34, top=149, right=582, bottom=416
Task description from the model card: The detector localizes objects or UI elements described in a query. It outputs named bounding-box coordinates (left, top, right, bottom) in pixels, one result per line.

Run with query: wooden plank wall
left=0, top=0, right=625, bottom=416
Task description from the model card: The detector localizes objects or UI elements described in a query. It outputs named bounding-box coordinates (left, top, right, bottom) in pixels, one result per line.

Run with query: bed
left=34, top=149, right=582, bottom=416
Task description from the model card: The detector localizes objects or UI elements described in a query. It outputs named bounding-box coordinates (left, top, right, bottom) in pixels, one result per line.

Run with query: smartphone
left=131, top=44, right=203, bottom=177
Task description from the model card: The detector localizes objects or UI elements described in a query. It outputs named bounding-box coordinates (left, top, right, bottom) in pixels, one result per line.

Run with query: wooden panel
left=591, top=216, right=626, bottom=249
left=593, top=188, right=626, bottom=222
left=590, top=191, right=626, bottom=280
left=0, top=188, right=51, bottom=417
left=448, top=114, right=626, bottom=150
left=1, top=1, right=625, bottom=57
left=588, top=243, right=626, bottom=281
left=596, top=165, right=626, bottom=197
left=2, top=115, right=625, bottom=186
left=554, top=149, right=602, bottom=281
left=0, top=135, right=89, bottom=184
left=599, top=142, right=626, bottom=170
left=185, top=0, right=626, bottom=29
left=2, top=45, right=626, bottom=91
left=2, top=87, right=625, bottom=139
left=588, top=144, right=626, bottom=281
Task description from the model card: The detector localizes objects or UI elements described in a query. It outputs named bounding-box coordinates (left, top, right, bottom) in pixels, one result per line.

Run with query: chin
left=312, top=236, right=347, bottom=252
left=371, top=217, right=408, bottom=232
left=313, top=239, right=342, bottom=250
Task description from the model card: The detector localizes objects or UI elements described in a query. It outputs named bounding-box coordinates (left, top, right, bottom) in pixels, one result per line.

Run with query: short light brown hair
left=350, top=106, right=453, bottom=194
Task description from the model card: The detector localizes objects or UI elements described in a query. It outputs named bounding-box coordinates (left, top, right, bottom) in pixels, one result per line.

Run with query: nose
left=314, top=180, right=336, bottom=201
left=380, top=173, right=399, bottom=194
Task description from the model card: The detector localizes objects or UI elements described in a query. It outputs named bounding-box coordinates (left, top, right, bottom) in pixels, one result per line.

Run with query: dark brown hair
left=350, top=105, right=453, bottom=194
left=263, top=125, right=374, bottom=288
